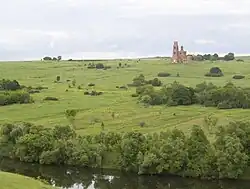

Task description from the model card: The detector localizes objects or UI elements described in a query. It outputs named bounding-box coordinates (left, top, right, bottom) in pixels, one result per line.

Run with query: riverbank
left=1, top=158, right=250, bottom=189
left=1, top=122, right=250, bottom=180
left=0, top=171, right=55, bottom=189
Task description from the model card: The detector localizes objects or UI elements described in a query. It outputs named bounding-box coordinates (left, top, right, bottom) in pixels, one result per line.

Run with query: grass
left=0, top=171, right=55, bottom=189
left=1, top=58, right=250, bottom=136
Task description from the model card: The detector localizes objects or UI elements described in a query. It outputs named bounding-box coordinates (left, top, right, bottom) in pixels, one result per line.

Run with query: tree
left=65, top=109, right=78, bottom=129
left=52, top=57, right=57, bottom=61
left=203, top=114, right=218, bottom=134
left=186, top=125, right=215, bottom=178
left=43, top=56, right=52, bottom=61
left=57, top=56, right=62, bottom=61
left=214, top=135, right=248, bottom=179
left=212, top=53, right=219, bottom=61
left=223, top=52, right=235, bottom=61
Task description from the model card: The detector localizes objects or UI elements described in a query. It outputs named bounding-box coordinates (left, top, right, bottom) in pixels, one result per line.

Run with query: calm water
left=0, top=158, right=249, bottom=189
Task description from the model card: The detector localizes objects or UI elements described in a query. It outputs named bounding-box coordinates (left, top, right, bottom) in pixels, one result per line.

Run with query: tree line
left=190, top=52, right=235, bottom=61
left=0, top=120, right=249, bottom=180
left=132, top=78, right=250, bottom=109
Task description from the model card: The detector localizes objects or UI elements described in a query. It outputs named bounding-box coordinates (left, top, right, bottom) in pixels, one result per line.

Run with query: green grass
left=1, top=58, right=250, bottom=136
left=0, top=171, right=55, bottom=189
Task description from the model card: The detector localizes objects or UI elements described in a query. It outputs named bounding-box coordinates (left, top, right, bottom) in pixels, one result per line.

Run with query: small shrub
left=139, top=121, right=145, bottom=127
left=131, top=93, right=139, bottom=97
left=72, top=79, right=76, bottom=87
left=236, top=59, right=244, bottom=62
left=84, top=91, right=103, bottom=96
left=84, top=91, right=89, bottom=95
left=88, top=83, right=95, bottom=87
left=150, top=78, right=162, bottom=87
left=232, top=75, right=245, bottom=79
left=96, top=63, right=105, bottom=69
left=177, top=73, right=180, bottom=77
left=205, top=73, right=223, bottom=77
left=33, top=86, right=48, bottom=90
left=104, top=65, right=111, bottom=70
left=119, top=85, right=128, bottom=90
left=43, top=97, right=59, bottom=101
left=28, top=90, right=40, bottom=94
left=157, top=72, right=171, bottom=77
left=56, top=76, right=60, bottom=82
left=77, top=85, right=82, bottom=89
left=87, top=65, right=95, bottom=69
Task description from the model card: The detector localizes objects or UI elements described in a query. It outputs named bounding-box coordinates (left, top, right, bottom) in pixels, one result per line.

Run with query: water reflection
left=0, top=158, right=249, bottom=189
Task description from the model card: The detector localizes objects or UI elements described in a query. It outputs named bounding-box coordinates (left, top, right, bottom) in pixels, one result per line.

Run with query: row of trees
left=0, top=121, right=249, bottom=179
left=133, top=80, right=250, bottom=109
left=191, top=52, right=235, bottom=61
left=43, top=56, right=62, bottom=61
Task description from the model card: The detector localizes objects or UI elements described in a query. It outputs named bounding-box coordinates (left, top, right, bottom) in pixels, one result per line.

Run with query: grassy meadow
left=0, top=171, right=54, bottom=189
left=1, top=58, right=250, bottom=136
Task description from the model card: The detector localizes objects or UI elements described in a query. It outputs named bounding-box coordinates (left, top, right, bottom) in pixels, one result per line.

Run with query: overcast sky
left=1, top=0, right=250, bottom=60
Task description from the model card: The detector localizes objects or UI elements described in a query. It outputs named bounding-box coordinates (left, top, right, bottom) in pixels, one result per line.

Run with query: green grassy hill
left=1, top=58, right=250, bottom=135
left=0, top=171, right=54, bottom=189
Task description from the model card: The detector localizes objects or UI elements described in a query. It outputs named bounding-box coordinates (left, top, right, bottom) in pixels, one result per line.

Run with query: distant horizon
left=1, top=52, right=250, bottom=62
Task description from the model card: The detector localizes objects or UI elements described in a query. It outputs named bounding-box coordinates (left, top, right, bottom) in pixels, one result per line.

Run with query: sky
left=1, top=0, right=250, bottom=60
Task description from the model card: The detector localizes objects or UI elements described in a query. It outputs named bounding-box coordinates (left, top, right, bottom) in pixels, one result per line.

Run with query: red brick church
left=171, top=41, right=188, bottom=63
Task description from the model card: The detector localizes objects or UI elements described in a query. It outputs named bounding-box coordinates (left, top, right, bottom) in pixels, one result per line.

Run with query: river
left=0, top=158, right=250, bottom=189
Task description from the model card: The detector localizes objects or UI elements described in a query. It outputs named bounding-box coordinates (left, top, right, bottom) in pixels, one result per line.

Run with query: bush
left=157, top=72, right=171, bottom=77
left=131, top=93, right=139, bottom=97
left=96, top=63, right=105, bottom=69
left=87, top=65, right=95, bottom=69
left=232, top=75, right=245, bottom=79
left=56, top=76, right=60, bottom=82
left=205, top=67, right=223, bottom=77
left=236, top=59, right=244, bottom=62
left=119, top=85, right=128, bottom=90
left=84, top=91, right=103, bottom=96
left=43, top=97, right=59, bottom=101
left=0, top=79, right=21, bottom=91
left=88, top=83, right=95, bottom=87
left=0, top=91, right=33, bottom=106
left=204, top=73, right=223, bottom=77
left=149, top=78, right=162, bottom=86
left=28, top=90, right=40, bottom=94
left=104, top=66, right=111, bottom=70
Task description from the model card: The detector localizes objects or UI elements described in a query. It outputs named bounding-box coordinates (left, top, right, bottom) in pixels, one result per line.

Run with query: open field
left=1, top=58, right=250, bottom=135
left=0, top=171, right=54, bottom=189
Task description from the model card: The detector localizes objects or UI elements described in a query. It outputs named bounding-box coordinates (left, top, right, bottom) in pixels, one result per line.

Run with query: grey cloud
left=0, top=0, right=250, bottom=60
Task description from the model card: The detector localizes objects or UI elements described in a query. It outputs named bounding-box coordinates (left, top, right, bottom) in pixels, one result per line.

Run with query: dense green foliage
left=0, top=91, right=33, bottom=106
left=128, top=74, right=163, bottom=87
left=135, top=81, right=250, bottom=109
left=191, top=52, right=235, bottom=61
left=0, top=79, right=33, bottom=106
left=0, top=79, right=22, bottom=91
left=205, top=67, right=223, bottom=77
left=0, top=121, right=249, bottom=179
